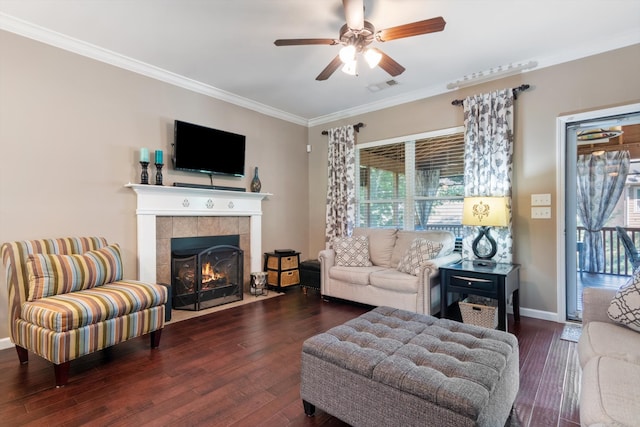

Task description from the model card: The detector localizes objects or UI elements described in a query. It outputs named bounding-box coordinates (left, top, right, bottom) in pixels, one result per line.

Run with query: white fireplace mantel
left=126, top=183, right=271, bottom=283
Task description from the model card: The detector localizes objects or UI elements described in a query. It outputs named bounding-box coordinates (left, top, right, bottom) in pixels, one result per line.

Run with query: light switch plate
left=531, top=206, right=552, bottom=219
left=531, top=193, right=551, bottom=206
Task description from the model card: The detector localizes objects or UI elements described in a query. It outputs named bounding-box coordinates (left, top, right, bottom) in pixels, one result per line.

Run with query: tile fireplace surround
left=126, top=184, right=270, bottom=290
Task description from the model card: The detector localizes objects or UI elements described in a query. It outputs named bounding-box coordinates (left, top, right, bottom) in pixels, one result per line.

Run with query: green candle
left=155, top=150, right=163, bottom=164
left=140, top=148, right=149, bottom=163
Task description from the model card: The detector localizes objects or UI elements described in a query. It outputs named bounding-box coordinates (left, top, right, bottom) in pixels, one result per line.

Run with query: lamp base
left=472, top=259, right=497, bottom=268
left=472, top=226, right=498, bottom=265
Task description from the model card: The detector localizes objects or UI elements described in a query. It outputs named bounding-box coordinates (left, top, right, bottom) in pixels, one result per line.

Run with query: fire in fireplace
left=171, top=236, right=243, bottom=311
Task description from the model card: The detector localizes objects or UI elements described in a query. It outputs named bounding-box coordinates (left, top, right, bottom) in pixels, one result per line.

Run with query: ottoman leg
left=303, top=400, right=316, bottom=417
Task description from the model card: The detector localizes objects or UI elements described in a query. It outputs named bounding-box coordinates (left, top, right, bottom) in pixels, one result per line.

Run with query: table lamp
left=462, top=196, right=509, bottom=266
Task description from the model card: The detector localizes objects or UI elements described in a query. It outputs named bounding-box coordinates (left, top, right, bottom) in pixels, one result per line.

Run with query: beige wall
left=1, top=27, right=639, bottom=341
left=308, top=44, right=640, bottom=317
left=0, top=30, right=309, bottom=340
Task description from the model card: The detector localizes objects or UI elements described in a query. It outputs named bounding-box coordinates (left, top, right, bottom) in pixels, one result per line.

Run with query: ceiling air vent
left=367, top=79, right=399, bottom=93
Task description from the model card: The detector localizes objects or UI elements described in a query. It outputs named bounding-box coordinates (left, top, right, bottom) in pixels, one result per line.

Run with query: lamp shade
left=462, top=197, right=509, bottom=227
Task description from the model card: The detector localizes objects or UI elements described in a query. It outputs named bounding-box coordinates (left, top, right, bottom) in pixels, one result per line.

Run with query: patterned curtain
left=462, top=88, right=514, bottom=263
left=415, top=169, right=440, bottom=229
left=325, top=125, right=356, bottom=246
left=577, top=150, right=630, bottom=272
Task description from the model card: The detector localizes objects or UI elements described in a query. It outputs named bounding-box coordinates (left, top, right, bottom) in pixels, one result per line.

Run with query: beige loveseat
left=318, top=228, right=461, bottom=315
left=578, top=287, right=640, bottom=426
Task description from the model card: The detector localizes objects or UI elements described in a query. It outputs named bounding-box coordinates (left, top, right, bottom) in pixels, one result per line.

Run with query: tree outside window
left=357, top=129, right=465, bottom=234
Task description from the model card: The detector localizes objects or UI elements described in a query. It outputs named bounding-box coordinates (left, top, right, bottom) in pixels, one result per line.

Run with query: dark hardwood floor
left=0, top=288, right=580, bottom=426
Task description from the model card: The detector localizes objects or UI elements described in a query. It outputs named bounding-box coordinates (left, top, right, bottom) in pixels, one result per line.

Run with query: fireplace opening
left=171, top=236, right=243, bottom=311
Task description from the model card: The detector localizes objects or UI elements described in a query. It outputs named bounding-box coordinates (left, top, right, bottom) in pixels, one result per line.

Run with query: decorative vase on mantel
left=250, top=166, right=262, bottom=193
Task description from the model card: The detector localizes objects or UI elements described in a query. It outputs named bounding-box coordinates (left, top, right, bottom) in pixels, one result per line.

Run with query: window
left=357, top=127, right=465, bottom=234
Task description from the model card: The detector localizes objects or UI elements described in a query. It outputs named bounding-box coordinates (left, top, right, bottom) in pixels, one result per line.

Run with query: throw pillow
left=607, top=267, right=640, bottom=332
left=27, top=244, right=123, bottom=301
left=84, top=244, right=124, bottom=284
left=397, top=238, right=443, bottom=276
left=333, top=236, right=373, bottom=267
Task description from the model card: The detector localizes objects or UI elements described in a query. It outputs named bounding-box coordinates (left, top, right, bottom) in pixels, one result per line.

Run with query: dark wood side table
left=440, top=261, right=520, bottom=332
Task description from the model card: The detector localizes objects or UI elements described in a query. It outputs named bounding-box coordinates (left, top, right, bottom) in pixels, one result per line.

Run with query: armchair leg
left=15, top=345, right=28, bottom=364
left=54, top=362, right=70, bottom=388
left=150, top=329, right=162, bottom=348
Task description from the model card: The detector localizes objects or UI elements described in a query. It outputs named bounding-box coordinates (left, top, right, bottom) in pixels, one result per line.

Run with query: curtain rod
left=451, top=84, right=530, bottom=106
left=321, top=122, right=365, bottom=135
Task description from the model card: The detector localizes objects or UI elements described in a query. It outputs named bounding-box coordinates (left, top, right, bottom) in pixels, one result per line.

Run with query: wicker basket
left=459, top=296, right=498, bottom=329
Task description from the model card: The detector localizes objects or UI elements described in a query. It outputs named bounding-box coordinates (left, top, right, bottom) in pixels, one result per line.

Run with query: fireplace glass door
left=172, top=244, right=243, bottom=311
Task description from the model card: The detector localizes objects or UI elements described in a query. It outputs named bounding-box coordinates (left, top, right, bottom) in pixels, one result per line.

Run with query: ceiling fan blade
left=274, top=38, right=338, bottom=46
left=343, top=0, right=364, bottom=30
left=376, top=50, right=406, bottom=77
left=376, top=17, right=446, bottom=42
left=316, top=55, right=343, bottom=81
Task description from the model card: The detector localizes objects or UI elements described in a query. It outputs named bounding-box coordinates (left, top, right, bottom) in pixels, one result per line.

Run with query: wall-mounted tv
left=173, top=120, right=246, bottom=177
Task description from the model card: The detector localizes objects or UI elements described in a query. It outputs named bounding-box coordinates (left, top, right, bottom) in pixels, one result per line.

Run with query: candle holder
left=139, top=161, right=149, bottom=184
left=155, top=163, right=164, bottom=185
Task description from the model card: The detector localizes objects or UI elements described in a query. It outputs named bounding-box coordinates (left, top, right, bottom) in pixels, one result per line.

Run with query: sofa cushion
left=397, top=238, right=443, bottom=276
left=333, top=236, right=373, bottom=267
left=20, top=280, right=167, bottom=332
left=369, top=269, right=419, bottom=293
left=26, top=244, right=123, bottom=301
left=329, top=265, right=386, bottom=286
left=353, top=228, right=397, bottom=267
left=607, top=267, right=640, bottom=332
left=391, top=231, right=455, bottom=268
left=578, top=321, right=640, bottom=367
left=580, top=356, right=640, bottom=427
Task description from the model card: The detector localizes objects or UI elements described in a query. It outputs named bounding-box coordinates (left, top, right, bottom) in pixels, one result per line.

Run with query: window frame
left=356, top=126, right=465, bottom=231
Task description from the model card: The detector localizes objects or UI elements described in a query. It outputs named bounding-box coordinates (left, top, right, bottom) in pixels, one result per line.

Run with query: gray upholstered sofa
left=578, top=287, right=640, bottom=426
left=318, top=228, right=461, bottom=315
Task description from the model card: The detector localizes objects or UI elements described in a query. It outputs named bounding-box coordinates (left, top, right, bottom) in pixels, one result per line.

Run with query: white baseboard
left=0, top=337, right=14, bottom=351
left=519, top=307, right=560, bottom=322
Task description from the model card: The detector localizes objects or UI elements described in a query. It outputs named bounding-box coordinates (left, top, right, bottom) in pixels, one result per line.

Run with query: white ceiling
left=1, top=0, right=639, bottom=125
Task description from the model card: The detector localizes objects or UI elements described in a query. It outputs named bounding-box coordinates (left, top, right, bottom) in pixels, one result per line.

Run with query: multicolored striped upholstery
left=1, top=237, right=166, bottom=367
left=14, top=306, right=164, bottom=365
left=26, top=244, right=124, bottom=300
left=21, top=280, right=166, bottom=332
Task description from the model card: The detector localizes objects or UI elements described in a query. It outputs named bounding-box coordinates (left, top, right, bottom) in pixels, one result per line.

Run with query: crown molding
left=0, top=13, right=309, bottom=127
left=309, top=30, right=640, bottom=127
left=307, top=83, right=449, bottom=127
left=2, top=12, right=638, bottom=128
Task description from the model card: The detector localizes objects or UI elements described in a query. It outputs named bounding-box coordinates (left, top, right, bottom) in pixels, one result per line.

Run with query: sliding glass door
left=565, top=110, right=640, bottom=321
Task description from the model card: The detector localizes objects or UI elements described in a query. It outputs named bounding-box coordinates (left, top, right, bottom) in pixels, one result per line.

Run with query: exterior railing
left=420, top=225, right=639, bottom=275
left=577, top=226, right=640, bottom=276
left=422, top=224, right=464, bottom=237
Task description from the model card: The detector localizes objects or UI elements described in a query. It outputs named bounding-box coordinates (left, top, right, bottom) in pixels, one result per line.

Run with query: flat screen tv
left=173, top=120, right=246, bottom=177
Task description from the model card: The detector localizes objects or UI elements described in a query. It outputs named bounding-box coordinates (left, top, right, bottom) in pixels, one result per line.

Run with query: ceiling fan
left=274, top=0, right=446, bottom=81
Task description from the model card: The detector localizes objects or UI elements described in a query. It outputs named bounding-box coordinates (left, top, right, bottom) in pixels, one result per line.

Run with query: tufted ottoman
left=301, top=306, right=519, bottom=427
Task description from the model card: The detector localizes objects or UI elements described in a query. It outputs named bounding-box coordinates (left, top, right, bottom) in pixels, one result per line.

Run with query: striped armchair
left=1, top=237, right=167, bottom=387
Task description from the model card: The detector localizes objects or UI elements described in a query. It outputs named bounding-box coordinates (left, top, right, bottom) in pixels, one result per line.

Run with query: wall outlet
left=531, top=206, right=552, bottom=219
left=531, top=193, right=551, bottom=206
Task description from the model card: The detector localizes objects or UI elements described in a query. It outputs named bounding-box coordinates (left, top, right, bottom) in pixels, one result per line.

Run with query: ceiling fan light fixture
left=342, top=59, right=357, bottom=76
left=364, top=48, right=382, bottom=68
left=339, top=45, right=356, bottom=63
left=274, top=2, right=446, bottom=80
